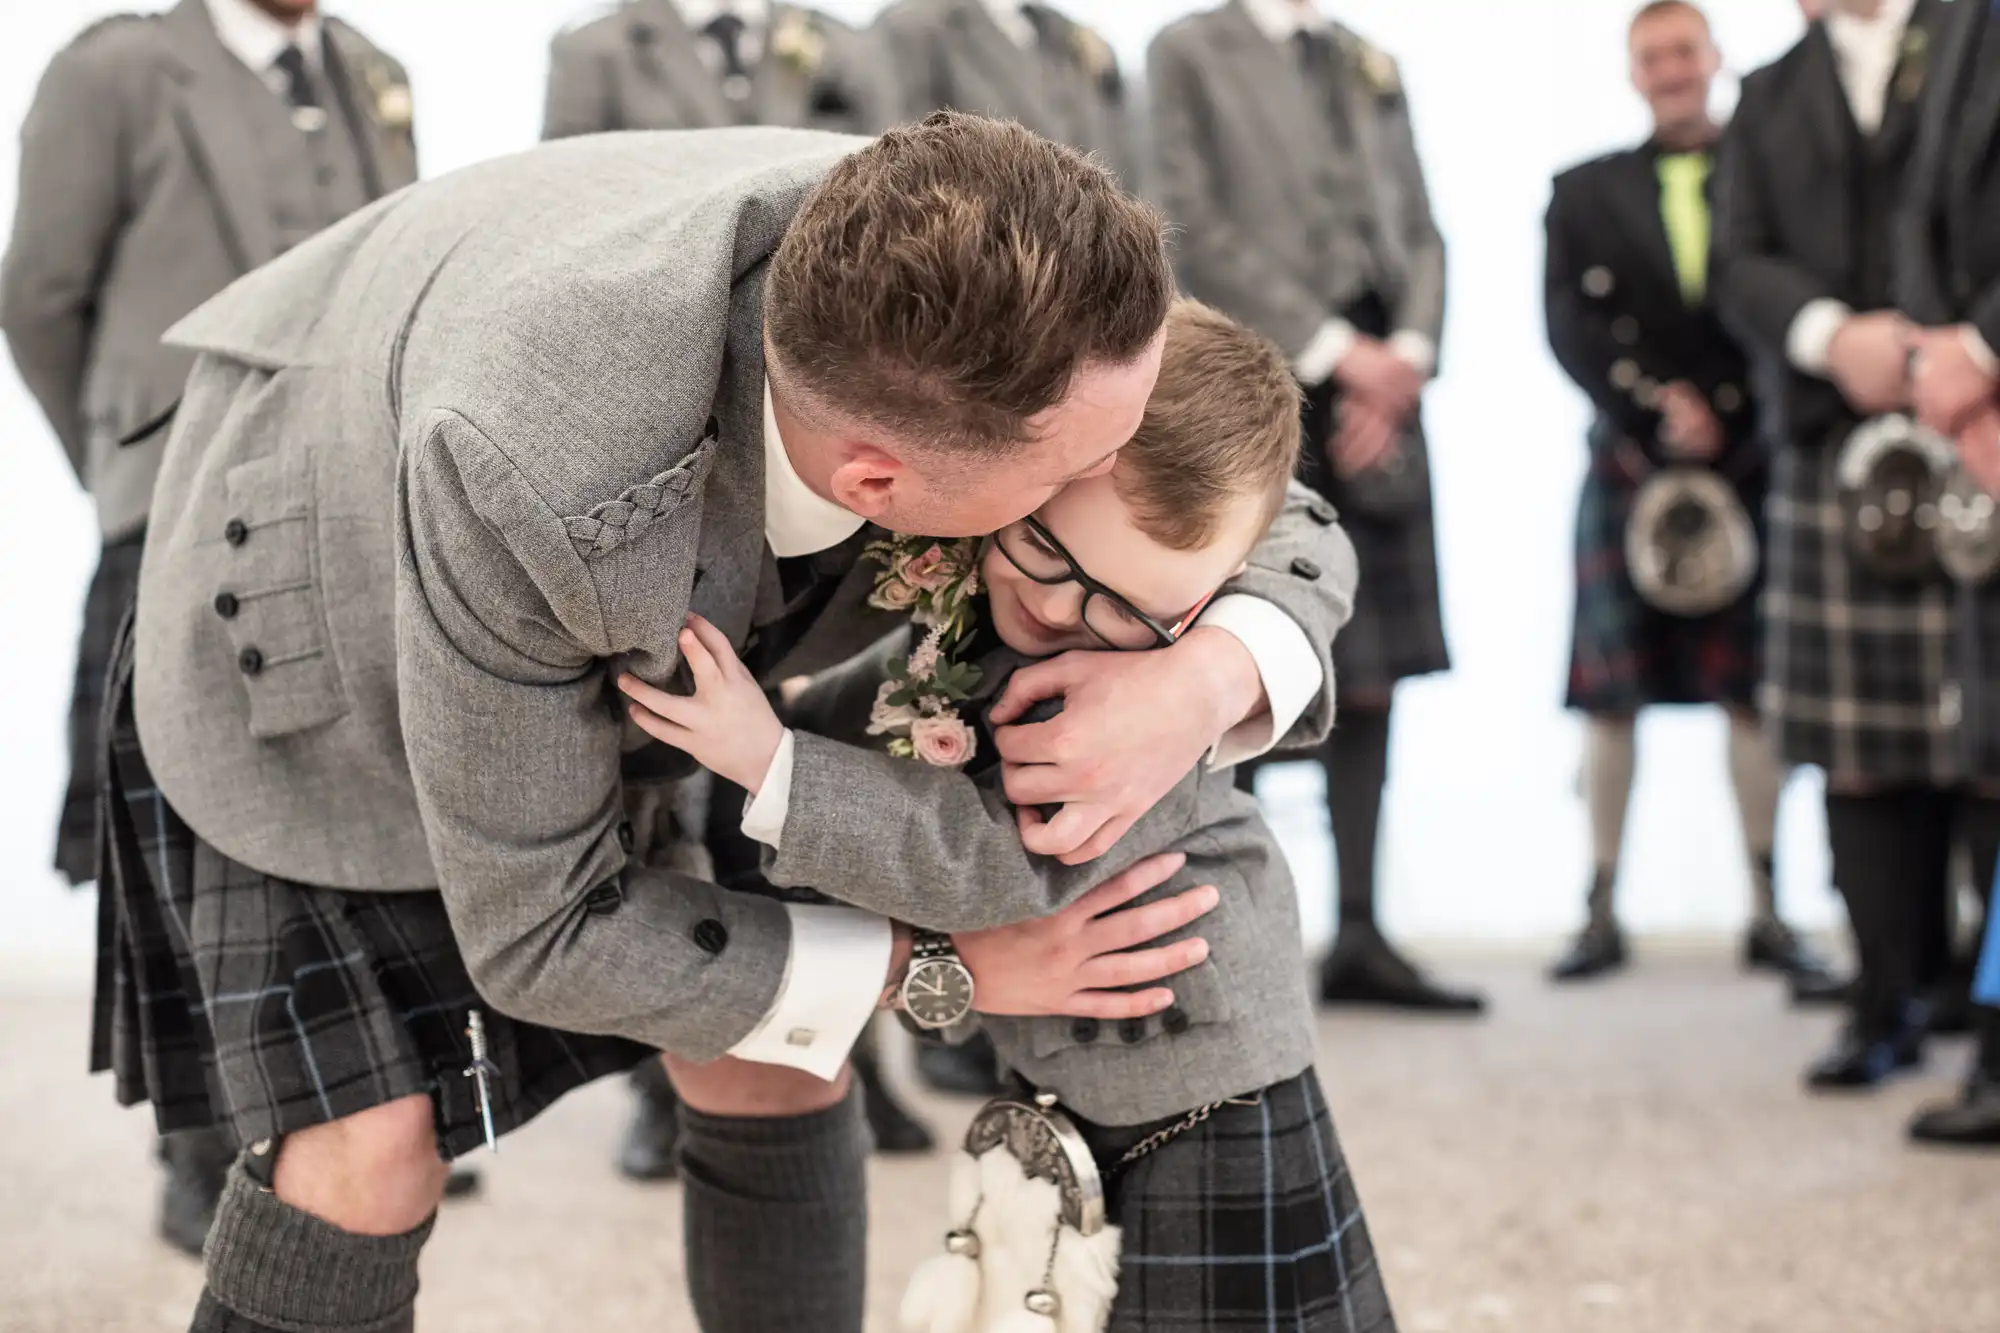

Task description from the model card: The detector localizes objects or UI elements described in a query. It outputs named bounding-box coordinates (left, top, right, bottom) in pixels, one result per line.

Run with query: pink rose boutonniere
left=863, top=533, right=985, bottom=767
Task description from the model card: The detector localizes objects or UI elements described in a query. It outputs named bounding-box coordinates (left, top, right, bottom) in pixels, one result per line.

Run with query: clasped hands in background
left=1828, top=311, right=2000, bottom=495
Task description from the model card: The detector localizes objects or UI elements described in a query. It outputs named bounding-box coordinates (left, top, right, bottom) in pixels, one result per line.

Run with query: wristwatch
left=892, top=930, right=976, bottom=1030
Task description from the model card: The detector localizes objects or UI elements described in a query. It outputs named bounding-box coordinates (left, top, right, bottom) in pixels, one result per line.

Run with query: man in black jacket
left=1544, top=0, right=1834, bottom=991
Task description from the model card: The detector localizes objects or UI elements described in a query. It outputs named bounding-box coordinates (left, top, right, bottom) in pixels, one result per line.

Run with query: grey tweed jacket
left=542, top=0, right=897, bottom=140
left=129, top=128, right=1357, bottom=1059
left=0, top=0, right=416, bottom=539
left=1146, top=2, right=1444, bottom=362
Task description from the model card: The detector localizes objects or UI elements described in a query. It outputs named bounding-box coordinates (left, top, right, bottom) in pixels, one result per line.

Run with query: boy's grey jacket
left=128, top=128, right=1356, bottom=1061
left=770, top=542, right=1355, bottom=1124
left=0, top=0, right=418, bottom=539
left=1146, top=2, right=1444, bottom=362
left=542, top=0, right=898, bottom=139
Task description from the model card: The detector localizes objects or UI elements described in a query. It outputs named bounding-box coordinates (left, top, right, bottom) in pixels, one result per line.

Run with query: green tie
left=1656, top=151, right=1711, bottom=306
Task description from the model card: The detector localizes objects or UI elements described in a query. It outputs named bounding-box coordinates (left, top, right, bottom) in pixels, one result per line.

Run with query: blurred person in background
left=1148, top=0, right=1482, bottom=1016
left=542, top=0, right=898, bottom=140
left=0, top=0, right=436, bottom=1259
left=541, top=0, right=935, bottom=1175
left=1895, top=0, right=2000, bottom=1143
left=1542, top=0, right=1837, bottom=995
left=1715, top=0, right=1978, bottom=1092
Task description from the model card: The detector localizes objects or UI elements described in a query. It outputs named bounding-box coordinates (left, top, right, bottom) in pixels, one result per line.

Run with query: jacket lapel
left=628, top=0, right=736, bottom=128
left=944, top=0, right=1053, bottom=139
left=1941, top=0, right=1996, bottom=191
left=1211, top=2, right=1322, bottom=226
left=752, top=6, right=811, bottom=127
left=320, top=36, right=388, bottom=200
left=158, top=0, right=284, bottom=274
left=1609, top=146, right=1680, bottom=305
left=1798, top=24, right=1857, bottom=175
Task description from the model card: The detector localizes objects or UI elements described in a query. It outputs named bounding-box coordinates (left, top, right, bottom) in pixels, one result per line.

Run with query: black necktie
left=743, top=553, right=840, bottom=682
left=704, top=14, right=750, bottom=77
left=273, top=44, right=318, bottom=110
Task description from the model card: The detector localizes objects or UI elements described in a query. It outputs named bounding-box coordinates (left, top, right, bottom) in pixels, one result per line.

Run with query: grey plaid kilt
left=1080, top=1070, right=1396, bottom=1333
left=1296, top=384, right=1450, bottom=695
left=1566, top=444, right=1765, bottom=713
left=90, top=622, right=652, bottom=1158
left=53, top=530, right=145, bottom=886
left=1761, top=422, right=2000, bottom=784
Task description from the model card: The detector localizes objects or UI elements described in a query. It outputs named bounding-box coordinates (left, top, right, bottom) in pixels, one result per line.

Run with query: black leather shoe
left=617, top=1064, right=681, bottom=1182
left=1318, top=923, right=1486, bottom=1013
left=1743, top=918, right=1836, bottom=979
left=856, top=1048, right=935, bottom=1154
left=157, top=1128, right=232, bottom=1258
left=1909, top=1074, right=2000, bottom=1147
left=1789, top=969, right=1852, bottom=1007
left=1548, top=922, right=1627, bottom=983
left=1805, top=1022, right=1925, bottom=1091
left=916, top=1033, right=1008, bottom=1097
left=442, top=1167, right=482, bottom=1199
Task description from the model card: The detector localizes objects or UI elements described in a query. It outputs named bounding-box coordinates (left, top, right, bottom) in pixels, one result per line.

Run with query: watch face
left=903, top=958, right=975, bottom=1028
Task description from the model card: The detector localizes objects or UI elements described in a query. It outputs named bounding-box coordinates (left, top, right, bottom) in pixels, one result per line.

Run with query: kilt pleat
left=1083, top=1070, right=1396, bottom=1333
left=53, top=532, right=145, bottom=885
left=91, top=621, right=651, bottom=1157
left=1566, top=451, right=1763, bottom=713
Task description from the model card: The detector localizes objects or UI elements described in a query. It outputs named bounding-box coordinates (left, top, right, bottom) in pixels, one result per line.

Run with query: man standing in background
left=542, top=0, right=897, bottom=140
left=1895, top=0, right=2000, bottom=1143
left=874, top=0, right=1135, bottom=186
left=0, top=0, right=423, bottom=1258
left=1544, top=0, right=1835, bottom=993
left=1149, top=0, right=1482, bottom=1015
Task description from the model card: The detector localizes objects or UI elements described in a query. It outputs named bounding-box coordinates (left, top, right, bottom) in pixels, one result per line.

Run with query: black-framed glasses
left=991, top=516, right=1218, bottom=651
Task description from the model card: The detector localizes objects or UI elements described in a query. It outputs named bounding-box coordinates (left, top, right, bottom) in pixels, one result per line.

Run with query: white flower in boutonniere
left=865, top=533, right=985, bottom=767
left=1345, top=36, right=1400, bottom=98
left=772, top=11, right=827, bottom=75
left=361, top=59, right=414, bottom=131
left=1071, top=25, right=1114, bottom=81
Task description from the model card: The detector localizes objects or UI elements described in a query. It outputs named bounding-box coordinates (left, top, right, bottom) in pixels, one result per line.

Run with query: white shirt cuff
left=1387, top=330, right=1438, bottom=378
left=1293, top=318, right=1357, bottom=387
left=725, top=901, right=891, bottom=1080
left=1963, top=326, right=2000, bottom=377
left=740, top=728, right=796, bottom=849
left=1195, top=594, right=1322, bottom=768
left=1786, top=299, right=1853, bottom=376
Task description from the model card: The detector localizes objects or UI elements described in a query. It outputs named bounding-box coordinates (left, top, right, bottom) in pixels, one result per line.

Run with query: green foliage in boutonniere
left=1341, top=32, right=1401, bottom=98
left=1895, top=26, right=1929, bottom=105
left=772, top=10, right=828, bottom=76
left=864, top=534, right=985, bottom=766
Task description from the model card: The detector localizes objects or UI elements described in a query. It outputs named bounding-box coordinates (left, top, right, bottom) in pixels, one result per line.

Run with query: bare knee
left=664, top=1054, right=852, bottom=1118
left=271, top=1094, right=447, bottom=1236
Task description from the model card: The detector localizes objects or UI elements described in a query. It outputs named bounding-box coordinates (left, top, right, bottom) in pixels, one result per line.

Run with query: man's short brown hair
left=765, top=112, right=1173, bottom=454
left=1115, top=300, right=1301, bottom=552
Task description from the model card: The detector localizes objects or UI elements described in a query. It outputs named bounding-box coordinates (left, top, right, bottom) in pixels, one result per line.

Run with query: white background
left=0, top=0, right=1831, bottom=979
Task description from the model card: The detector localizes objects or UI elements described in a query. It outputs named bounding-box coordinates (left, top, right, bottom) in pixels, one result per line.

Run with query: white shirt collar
left=763, top=383, right=865, bottom=558
left=980, top=0, right=1038, bottom=49
left=1240, top=0, right=1328, bottom=43
left=1823, top=0, right=1918, bottom=134
left=205, top=0, right=323, bottom=73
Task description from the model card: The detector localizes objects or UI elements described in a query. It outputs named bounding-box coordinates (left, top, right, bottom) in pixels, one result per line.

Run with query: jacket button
left=1070, top=1017, right=1099, bottom=1044
left=692, top=919, right=729, bottom=955
left=1309, top=500, right=1337, bottom=526
left=1118, top=1018, right=1147, bottom=1044
left=223, top=518, right=249, bottom=546
left=1162, top=1006, right=1191, bottom=1035
left=617, top=821, right=635, bottom=853
left=1290, top=557, right=1321, bottom=581
left=585, top=880, right=622, bottom=915
left=1715, top=384, right=1743, bottom=412
left=1611, top=315, right=1639, bottom=345
left=237, top=646, right=264, bottom=676
left=213, top=591, right=240, bottom=619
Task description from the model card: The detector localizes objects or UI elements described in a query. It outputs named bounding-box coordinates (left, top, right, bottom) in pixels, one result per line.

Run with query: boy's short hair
left=1114, top=299, right=1301, bottom=552
left=765, top=112, right=1173, bottom=455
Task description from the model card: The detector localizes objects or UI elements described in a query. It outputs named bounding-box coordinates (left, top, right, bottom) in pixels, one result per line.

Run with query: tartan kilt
left=1566, top=447, right=1764, bottom=713
left=1083, top=1070, right=1396, bottom=1333
left=1760, top=424, right=2000, bottom=784
left=1297, top=390, right=1450, bottom=696
left=53, top=530, right=145, bottom=886
left=90, top=619, right=651, bottom=1159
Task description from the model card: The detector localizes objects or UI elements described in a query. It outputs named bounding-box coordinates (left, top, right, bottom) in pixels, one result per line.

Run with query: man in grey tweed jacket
left=121, top=115, right=1353, bottom=1332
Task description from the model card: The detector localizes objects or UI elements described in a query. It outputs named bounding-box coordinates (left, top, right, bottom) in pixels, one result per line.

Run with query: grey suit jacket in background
left=0, top=0, right=416, bottom=539
left=128, top=128, right=1357, bottom=1062
left=873, top=0, right=1137, bottom=188
left=1147, top=2, right=1445, bottom=362
left=768, top=567, right=1356, bottom=1124
left=542, top=0, right=897, bottom=139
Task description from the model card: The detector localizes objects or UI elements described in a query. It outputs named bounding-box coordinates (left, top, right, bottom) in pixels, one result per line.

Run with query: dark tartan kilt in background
left=1761, top=426, right=2000, bottom=784
left=1566, top=448, right=1764, bottom=713
left=91, top=623, right=651, bottom=1158
left=53, top=530, right=145, bottom=886
left=1296, top=386, right=1451, bottom=697
left=1080, top=1070, right=1396, bottom=1333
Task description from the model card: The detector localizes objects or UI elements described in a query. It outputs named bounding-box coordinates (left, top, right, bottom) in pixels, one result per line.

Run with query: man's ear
left=827, top=446, right=904, bottom=522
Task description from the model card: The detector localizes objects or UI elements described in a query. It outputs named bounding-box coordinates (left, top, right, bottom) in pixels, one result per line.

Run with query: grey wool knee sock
left=1584, top=716, right=1637, bottom=925
left=195, top=1160, right=432, bottom=1333
left=679, top=1085, right=869, bottom=1333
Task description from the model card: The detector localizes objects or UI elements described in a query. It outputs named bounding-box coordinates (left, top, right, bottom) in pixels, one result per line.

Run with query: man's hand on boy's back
left=989, top=626, right=1265, bottom=864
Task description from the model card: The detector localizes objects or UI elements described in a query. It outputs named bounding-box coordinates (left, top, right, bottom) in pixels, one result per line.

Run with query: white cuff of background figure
left=1786, top=298, right=1853, bottom=377
left=1293, top=318, right=1358, bottom=387
left=1388, top=330, right=1438, bottom=378
left=1196, top=593, right=1323, bottom=769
